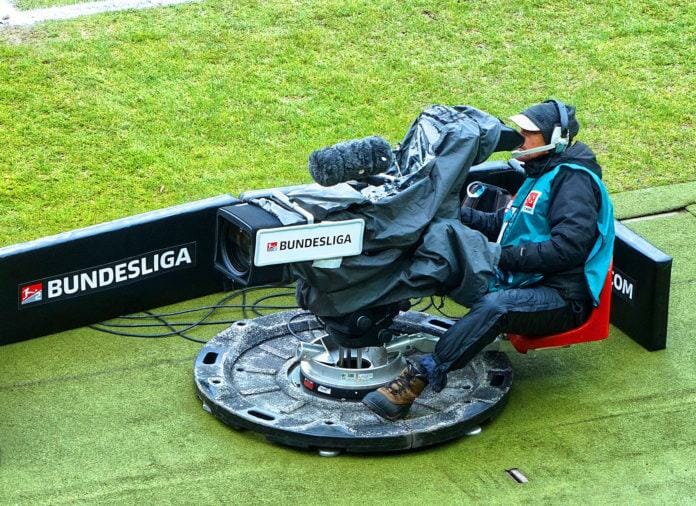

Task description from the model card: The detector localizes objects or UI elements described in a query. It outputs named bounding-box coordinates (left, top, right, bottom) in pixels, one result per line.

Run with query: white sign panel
left=254, top=219, right=365, bottom=267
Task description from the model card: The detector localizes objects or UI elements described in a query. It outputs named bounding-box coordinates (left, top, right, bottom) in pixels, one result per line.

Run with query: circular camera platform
left=194, top=310, right=513, bottom=454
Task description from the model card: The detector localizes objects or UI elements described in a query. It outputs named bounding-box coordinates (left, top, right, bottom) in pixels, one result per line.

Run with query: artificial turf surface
left=2, top=184, right=696, bottom=504
left=613, top=180, right=696, bottom=220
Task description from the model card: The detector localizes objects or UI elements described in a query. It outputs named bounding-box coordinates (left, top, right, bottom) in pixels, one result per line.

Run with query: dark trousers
left=425, top=286, right=591, bottom=391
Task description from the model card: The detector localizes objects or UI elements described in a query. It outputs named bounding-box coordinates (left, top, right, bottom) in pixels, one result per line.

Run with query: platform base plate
left=194, top=310, right=513, bottom=453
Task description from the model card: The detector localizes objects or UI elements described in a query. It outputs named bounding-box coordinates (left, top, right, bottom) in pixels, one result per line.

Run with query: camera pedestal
left=194, top=310, right=513, bottom=454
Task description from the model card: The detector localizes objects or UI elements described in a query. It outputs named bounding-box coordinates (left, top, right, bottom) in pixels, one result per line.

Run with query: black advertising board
left=0, top=195, right=238, bottom=345
left=0, top=169, right=674, bottom=351
left=611, top=221, right=672, bottom=351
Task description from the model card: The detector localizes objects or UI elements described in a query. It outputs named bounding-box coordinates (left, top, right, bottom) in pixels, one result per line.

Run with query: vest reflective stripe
left=496, top=163, right=615, bottom=305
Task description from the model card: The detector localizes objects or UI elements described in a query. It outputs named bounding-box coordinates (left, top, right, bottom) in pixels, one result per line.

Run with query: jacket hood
left=524, top=141, right=602, bottom=179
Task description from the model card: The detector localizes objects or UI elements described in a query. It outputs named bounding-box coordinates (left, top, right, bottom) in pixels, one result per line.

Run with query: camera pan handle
left=270, top=190, right=315, bottom=224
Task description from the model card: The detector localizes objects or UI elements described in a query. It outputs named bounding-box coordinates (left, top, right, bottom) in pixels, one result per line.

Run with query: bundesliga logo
left=267, top=242, right=278, bottom=252
left=17, top=243, right=196, bottom=308
left=20, top=282, right=43, bottom=305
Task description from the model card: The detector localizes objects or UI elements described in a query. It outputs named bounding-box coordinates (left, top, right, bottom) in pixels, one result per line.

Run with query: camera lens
left=221, top=223, right=252, bottom=276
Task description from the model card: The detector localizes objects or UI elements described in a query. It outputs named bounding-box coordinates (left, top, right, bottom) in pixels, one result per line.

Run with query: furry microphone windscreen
left=308, top=136, right=394, bottom=187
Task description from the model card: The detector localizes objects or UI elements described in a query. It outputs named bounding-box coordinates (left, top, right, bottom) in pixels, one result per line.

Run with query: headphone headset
left=510, top=99, right=571, bottom=159
left=545, top=99, right=570, bottom=154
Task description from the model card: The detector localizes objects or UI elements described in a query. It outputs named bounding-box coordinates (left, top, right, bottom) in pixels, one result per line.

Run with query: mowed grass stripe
left=0, top=0, right=694, bottom=247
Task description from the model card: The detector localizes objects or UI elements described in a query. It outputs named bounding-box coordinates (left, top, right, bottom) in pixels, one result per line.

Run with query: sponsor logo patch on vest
left=521, top=190, right=542, bottom=214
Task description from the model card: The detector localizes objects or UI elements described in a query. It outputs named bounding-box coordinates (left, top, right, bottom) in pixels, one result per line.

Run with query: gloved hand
left=499, top=245, right=523, bottom=271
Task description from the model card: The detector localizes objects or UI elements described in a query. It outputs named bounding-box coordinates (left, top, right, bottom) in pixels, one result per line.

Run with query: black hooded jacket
left=461, top=142, right=603, bottom=302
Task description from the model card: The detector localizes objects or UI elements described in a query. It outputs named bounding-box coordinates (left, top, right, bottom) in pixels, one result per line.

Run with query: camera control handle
left=270, top=190, right=315, bottom=224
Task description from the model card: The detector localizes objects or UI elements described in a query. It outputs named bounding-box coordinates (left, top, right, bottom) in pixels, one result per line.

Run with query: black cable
left=143, top=310, right=207, bottom=344
left=114, top=303, right=295, bottom=320
left=432, top=296, right=459, bottom=320
left=90, top=282, right=462, bottom=344
left=113, top=284, right=294, bottom=319
left=241, top=290, right=249, bottom=320
left=415, top=296, right=435, bottom=312
left=287, top=311, right=322, bottom=340
left=91, top=285, right=284, bottom=340
left=89, top=324, right=181, bottom=338
left=91, top=302, right=218, bottom=339
left=95, top=319, right=245, bottom=328
left=250, top=292, right=298, bottom=317
left=410, top=297, right=434, bottom=312
left=96, top=291, right=299, bottom=330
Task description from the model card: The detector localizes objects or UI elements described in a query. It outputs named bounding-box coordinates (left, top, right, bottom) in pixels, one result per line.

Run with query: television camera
left=212, top=106, right=525, bottom=400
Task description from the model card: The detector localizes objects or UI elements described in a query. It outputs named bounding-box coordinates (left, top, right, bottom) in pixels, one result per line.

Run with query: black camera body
left=213, top=160, right=525, bottom=289
left=214, top=202, right=287, bottom=287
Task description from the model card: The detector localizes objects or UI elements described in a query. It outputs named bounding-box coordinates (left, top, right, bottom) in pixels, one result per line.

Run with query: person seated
left=363, top=100, right=615, bottom=421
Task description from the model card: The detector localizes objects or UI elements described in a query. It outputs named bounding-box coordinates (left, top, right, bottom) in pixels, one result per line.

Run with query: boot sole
left=362, top=393, right=410, bottom=421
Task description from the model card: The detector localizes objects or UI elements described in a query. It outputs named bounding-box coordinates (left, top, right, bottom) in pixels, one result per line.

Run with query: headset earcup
left=550, top=125, right=562, bottom=153
left=550, top=125, right=569, bottom=153
left=546, top=99, right=570, bottom=153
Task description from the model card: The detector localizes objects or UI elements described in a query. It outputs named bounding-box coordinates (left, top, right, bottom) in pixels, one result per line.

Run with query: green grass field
left=1, top=0, right=694, bottom=247
left=1, top=0, right=696, bottom=503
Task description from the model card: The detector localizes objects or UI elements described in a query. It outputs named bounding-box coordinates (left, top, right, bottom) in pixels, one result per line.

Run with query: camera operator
left=363, top=101, right=615, bottom=421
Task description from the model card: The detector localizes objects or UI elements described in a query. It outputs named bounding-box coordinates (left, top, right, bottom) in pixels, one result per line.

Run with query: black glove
left=499, top=245, right=525, bottom=271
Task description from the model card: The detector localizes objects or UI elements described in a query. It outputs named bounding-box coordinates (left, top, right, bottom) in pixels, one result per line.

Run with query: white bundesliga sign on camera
left=254, top=219, right=365, bottom=267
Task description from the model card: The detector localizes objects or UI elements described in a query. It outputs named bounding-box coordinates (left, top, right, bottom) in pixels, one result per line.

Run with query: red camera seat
left=509, top=263, right=613, bottom=354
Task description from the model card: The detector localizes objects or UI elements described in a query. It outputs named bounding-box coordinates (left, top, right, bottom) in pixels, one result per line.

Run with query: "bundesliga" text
left=278, top=234, right=352, bottom=251
left=47, top=247, right=193, bottom=298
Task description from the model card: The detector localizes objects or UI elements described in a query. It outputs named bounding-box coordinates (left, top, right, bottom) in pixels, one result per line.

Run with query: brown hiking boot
left=362, top=362, right=428, bottom=421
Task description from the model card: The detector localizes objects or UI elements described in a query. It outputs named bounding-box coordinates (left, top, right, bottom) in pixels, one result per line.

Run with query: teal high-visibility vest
left=495, top=163, right=615, bottom=306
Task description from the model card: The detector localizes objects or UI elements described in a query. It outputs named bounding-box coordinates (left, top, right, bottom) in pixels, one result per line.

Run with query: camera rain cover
left=288, top=105, right=504, bottom=316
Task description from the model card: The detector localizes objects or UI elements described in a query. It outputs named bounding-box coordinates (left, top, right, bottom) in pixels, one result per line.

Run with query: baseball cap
left=508, top=113, right=541, bottom=132
left=509, top=101, right=580, bottom=144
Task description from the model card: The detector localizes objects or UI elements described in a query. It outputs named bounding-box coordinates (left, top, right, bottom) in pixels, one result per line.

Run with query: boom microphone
left=510, top=143, right=557, bottom=159
left=308, top=136, right=394, bottom=187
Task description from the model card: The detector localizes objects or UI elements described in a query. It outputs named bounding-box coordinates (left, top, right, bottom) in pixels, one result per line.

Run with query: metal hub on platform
left=194, top=310, right=513, bottom=454
left=296, top=337, right=409, bottom=399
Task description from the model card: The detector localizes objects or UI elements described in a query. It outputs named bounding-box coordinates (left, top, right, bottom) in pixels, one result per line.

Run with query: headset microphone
left=510, top=143, right=558, bottom=159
